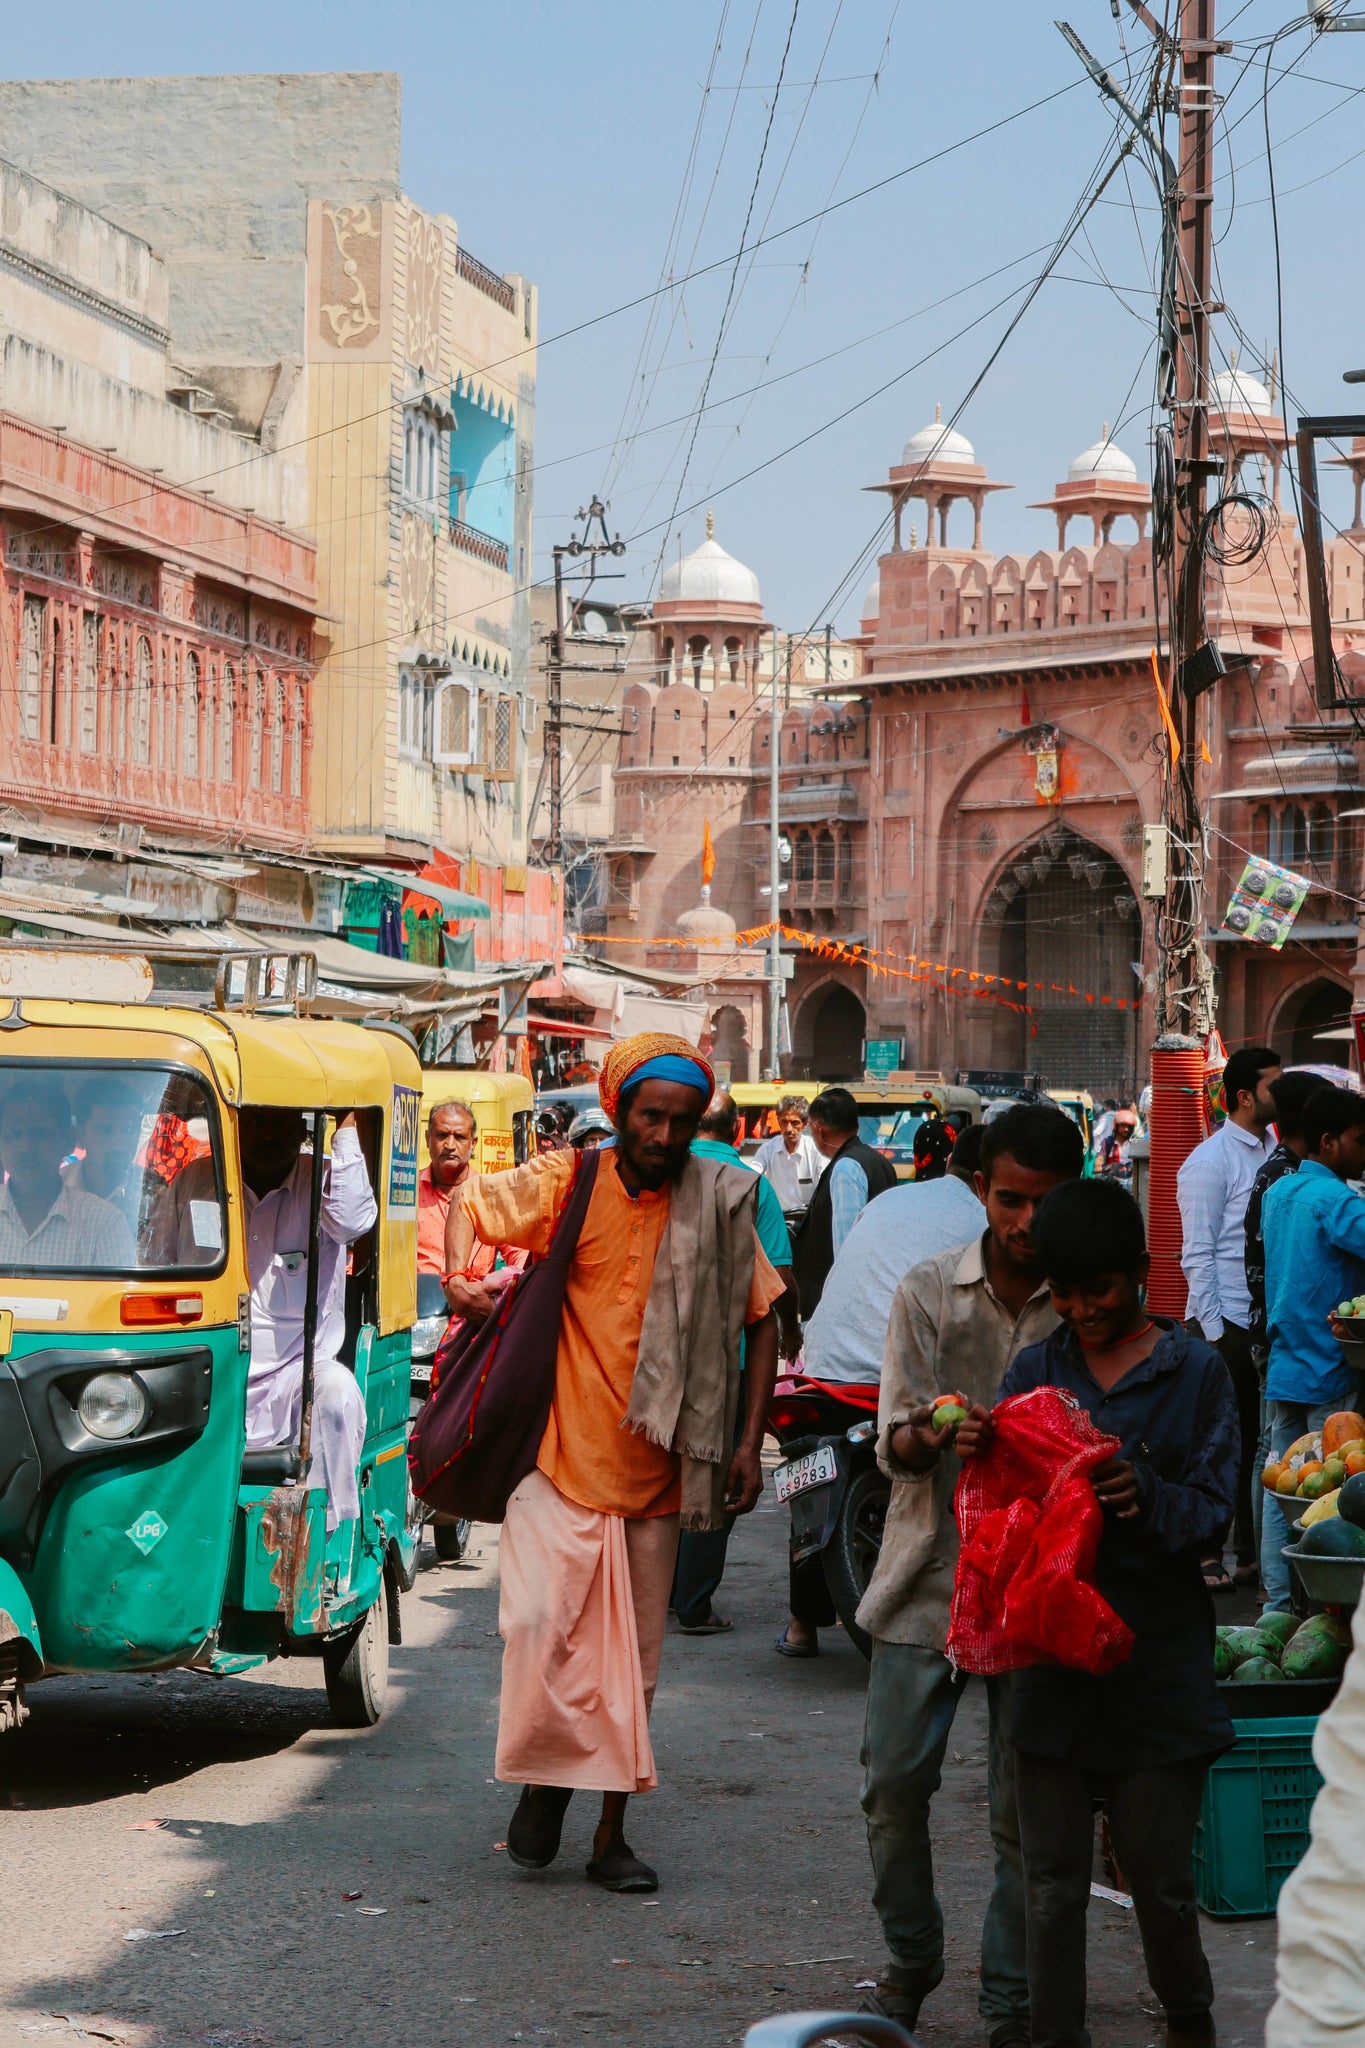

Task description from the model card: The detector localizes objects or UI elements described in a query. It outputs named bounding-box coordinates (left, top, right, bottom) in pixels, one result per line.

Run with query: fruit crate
left=1193, top=1716, right=1322, bottom=1918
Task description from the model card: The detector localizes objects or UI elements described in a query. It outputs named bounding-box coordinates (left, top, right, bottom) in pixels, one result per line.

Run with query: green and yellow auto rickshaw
left=0, top=959, right=420, bottom=1734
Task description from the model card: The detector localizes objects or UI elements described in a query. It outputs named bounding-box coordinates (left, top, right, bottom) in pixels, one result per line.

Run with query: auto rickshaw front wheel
left=323, top=1592, right=390, bottom=1727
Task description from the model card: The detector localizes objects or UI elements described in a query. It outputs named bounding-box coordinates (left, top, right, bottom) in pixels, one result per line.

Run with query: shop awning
left=525, top=1014, right=617, bottom=1041
left=364, top=867, right=491, bottom=920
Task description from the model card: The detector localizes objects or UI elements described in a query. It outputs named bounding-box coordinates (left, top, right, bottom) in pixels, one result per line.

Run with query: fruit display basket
left=1285, top=1546, right=1365, bottom=1611
left=1275, top=1494, right=1312, bottom=1528
left=1193, top=1716, right=1324, bottom=1918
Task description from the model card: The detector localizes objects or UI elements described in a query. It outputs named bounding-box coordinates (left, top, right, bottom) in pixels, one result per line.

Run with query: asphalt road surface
left=0, top=1471, right=1276, bottom=2048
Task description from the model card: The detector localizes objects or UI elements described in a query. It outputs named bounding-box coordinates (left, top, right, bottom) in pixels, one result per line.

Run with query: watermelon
left=1339, top=1472, right=1365, bottom=1528
left=1256, top=1610, right=1298, bottom=1646
left=1282, top=1614, right=1352, bottom=1681
left=1231, top=1656, right=1286, bottom=1683
left=1299, top=1519, right=1365, bottom=1559
left=1222, top=1626, right=1266, bottom=1668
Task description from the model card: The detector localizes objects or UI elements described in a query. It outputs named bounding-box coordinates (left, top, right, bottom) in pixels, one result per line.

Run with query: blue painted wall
left=450, top=391, right=515, bottom=548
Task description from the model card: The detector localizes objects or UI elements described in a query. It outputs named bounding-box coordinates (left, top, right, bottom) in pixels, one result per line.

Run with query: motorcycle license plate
left=774, top=1443, right=838, bottom=1503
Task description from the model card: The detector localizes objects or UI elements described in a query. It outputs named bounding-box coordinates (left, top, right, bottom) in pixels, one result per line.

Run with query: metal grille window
left=291, top=686, right=305, bottom=798
left=398, top=668, right=432, bottom=760
left=270, top=680, right=285, bottom=793
left=434, top=678, right=478, bottom=765
left=19, top=595, right=45, bottom=742
left=492, top=695, right=513, bottom=774
left=248, top=673, right=264, bottom=789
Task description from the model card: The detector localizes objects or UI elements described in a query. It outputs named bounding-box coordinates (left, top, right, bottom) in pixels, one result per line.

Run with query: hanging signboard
left=1222, top=857, right=1311, bottom=951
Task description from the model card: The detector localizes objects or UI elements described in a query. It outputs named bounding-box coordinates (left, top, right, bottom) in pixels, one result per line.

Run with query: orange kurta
left=461, top=1148, right=783, bottom=1518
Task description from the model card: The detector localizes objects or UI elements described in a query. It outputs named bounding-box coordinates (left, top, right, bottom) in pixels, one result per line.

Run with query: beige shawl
left=624, top=1154, right=759, bottom=1530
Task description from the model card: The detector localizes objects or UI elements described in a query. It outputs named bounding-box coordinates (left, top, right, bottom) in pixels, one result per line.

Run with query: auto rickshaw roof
left=0, top=1000, right=420, bottom=1109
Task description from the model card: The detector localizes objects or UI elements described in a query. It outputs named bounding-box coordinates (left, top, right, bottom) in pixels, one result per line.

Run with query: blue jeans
left=860, top=1640, right=1027, bottom=2026
left=1262, top=1398, right=1340, bottom=1610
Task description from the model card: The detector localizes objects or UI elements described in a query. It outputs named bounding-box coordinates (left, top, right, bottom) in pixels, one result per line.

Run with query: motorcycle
left=768, top=1373, right=888, bottom=1659
left=407, top=1272, right=472, bottom=1565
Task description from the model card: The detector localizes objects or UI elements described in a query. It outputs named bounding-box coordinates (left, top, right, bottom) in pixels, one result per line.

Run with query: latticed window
left=19, top=595, right=45, bottom=742
left=270, top=680, right=285, bottom=793
left=133, top=636, right=153, bottom=765
left=816, top=828, right=836, bottom=883
left=248, top=673, right=264, bottom=789
left=79, top=613, right=98, bottom=754
left=493, top=695, right=513, bottom=773
left=220, top=664, right=236, bottom=781
left=184, top=652, right=200, bottom=777
left=291, top=686, right=305, bottom=798
left=795, top=831, right=814, bottom=884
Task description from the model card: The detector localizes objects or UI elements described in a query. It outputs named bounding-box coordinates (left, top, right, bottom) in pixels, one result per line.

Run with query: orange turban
left=598, top=1033, right=715, bottom=1123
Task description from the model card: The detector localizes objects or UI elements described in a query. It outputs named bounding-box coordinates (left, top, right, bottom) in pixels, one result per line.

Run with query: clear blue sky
left=6, top=1, right=1365, bottom=631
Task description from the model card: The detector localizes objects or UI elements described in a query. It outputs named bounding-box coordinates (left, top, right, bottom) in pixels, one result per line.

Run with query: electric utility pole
left=544, top=497, right=626, bottom=870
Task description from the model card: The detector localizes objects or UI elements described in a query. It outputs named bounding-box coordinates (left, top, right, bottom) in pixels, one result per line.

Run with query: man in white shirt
left=1175, top=1044, right=1280, bottom=1591
left=755, top=1095, right=822, bottom=1214
left=169, top=1107, right=377, bottom=1532
left=0, top=1078, right=134, bottom=1268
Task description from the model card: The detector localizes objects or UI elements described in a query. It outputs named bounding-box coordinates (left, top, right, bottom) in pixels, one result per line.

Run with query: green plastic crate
left=1193, top=1716, right=1323, bottom=1918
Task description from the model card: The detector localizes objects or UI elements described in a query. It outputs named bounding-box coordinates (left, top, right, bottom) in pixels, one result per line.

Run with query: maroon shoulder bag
left=407, top=1147, right=601, bottom=1525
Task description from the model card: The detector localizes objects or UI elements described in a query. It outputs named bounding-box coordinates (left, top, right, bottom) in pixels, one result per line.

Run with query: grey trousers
left=859, top=1640, right=1028, bottom=2026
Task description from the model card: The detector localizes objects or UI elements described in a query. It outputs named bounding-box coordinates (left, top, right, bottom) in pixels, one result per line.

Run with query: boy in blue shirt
left=1261, top=1084, right=1365, bottom=1607
left=957, top=1179, right=1237, bottom=2048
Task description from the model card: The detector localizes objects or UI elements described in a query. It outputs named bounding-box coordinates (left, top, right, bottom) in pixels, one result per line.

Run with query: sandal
left=774, top=1624, right=819, bottom=1659
left=586, top=1842, right=658, bottom=1894
left=1201, top=1560, right=1235, bottom=1593
left=506, top=1784, right=573, bottom=1869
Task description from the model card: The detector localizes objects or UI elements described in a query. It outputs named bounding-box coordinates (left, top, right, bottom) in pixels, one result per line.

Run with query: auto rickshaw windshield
left=0, top=1061, right=226, bottom=1275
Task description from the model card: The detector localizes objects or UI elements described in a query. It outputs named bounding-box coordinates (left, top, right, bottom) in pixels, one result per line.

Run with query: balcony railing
left=455, top=245, right=517, bottom=314
left=449, top=519, right=510, bottom=572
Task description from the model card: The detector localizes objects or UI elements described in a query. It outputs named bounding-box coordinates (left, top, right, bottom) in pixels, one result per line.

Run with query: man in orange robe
left=446, top=1033, right=783, bottom=1893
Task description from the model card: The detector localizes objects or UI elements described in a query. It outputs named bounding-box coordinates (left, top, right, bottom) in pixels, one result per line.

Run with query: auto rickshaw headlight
left=78, top=1372, right=149, bottom=1440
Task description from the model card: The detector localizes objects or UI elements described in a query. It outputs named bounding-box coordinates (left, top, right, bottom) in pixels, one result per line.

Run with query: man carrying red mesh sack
left=956, top=1179, right=1238, bottom=2048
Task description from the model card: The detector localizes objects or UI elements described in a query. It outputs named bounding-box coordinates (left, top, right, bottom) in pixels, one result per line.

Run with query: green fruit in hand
left=932, top=1401, right=969, bottom=1434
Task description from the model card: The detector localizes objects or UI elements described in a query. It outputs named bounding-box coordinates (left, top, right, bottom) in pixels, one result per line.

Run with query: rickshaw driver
left=0, top=1078, right=134, bottom=1266
left=160, top=1105, right=378, bottom=1533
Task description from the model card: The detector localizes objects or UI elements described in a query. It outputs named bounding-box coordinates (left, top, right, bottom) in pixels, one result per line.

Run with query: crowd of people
left=414, top=1038, right=1365, bottom=2046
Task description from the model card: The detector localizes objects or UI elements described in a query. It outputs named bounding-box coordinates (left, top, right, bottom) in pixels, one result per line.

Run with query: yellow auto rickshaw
left=730, top=1080, right=819, bottom=1151
left=0, top=948, right=420, bottom=1734
left=850, top=1074, right=982, bottom=1181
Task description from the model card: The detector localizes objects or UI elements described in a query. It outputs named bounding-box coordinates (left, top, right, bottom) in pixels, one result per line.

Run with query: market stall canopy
left=364, top=867, right=491, bottom=920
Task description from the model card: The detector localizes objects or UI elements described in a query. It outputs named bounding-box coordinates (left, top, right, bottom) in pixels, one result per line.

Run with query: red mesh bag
left=947, top=1384, right=1136, bottom=1677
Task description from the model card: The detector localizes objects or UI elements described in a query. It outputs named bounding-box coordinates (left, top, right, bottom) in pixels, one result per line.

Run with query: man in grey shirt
left=855, top=1105, right=1082, bottom=2044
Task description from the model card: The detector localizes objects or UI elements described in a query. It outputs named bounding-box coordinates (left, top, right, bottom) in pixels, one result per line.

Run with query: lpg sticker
left=389, top=1084, right=421, bottom=1217
left=126, top=1510, right=169, bottom=1556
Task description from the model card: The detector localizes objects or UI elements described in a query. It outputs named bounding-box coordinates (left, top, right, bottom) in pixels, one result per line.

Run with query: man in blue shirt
left=671, top=1090, right=797, bottom=1634
left=1261, top=1085, right=1365, bottom=1610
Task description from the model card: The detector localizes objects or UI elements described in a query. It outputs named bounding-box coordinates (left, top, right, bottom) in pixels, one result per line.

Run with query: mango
left=932, top=1401, right=969, bottom=1433
left=1302, top=1487, right=1342, bottom=1527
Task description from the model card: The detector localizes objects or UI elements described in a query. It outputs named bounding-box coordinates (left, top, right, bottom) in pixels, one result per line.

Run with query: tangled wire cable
left=1198, top=489, right=1279, bottom=569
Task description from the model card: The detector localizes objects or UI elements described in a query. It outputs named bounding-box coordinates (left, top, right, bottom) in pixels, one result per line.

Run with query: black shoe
left=506, top=1784, right=573, bottom=1869
left=1166, top=2013, right=1215, bottom=2048
left=858, top=1976, right=926, bottom=2030
left=986, top=2022, right=1032, bottom=2048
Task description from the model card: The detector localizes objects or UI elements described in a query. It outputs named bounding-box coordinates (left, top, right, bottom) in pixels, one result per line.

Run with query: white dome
left=902, top=404, right=975, bottom=468
left=1068, top=427, right=1138, bottom=484
left=1212, top=364, right=1273, bottom=416
left=861, top=578, right=880, bottom=622
left=659, top=518, right=760, bottom=607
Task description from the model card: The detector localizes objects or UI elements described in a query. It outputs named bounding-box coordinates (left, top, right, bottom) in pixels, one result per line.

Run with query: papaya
left=1283, top=1430, right=1324, bottom=1466
left=1231, top=1656, right=1286, bottom=1683
left=1262, top=1460, right=1284, bottom=1492
left=1323, top=1411, right=1365, bottom=1457
left=1255, top=1610, right=1299, bottom=1647
left=1303, top=1487, right=1342, bottom=1527
left=1223, top=1626, right=1267, bottom=1668
left=1299, top=1518, right=1365, bottom=1559
left=1300, top=1469, right=1331, bottom=1500
left=1346, top=1449, right=1365, bottom=1478
left=1323, top=1456, right=1348, bottom=1491
left=1282, top=1613, right=1353, bottom=1681
left=1275, top=1468, right=1301, bottom=1496
left=1339, top=1472, right=1365, bottom=1528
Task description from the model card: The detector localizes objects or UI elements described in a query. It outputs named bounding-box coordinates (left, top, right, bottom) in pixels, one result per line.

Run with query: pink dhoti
left=495, top=1467, right=680, bottom=1794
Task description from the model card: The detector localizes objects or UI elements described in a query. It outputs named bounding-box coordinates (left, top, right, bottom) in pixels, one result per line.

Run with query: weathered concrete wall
left=0, top=73, right=401, bottom=364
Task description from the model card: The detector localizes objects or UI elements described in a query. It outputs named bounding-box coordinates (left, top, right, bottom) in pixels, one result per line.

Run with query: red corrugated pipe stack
left=1145, top=1041, right=1208, bottom=1318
